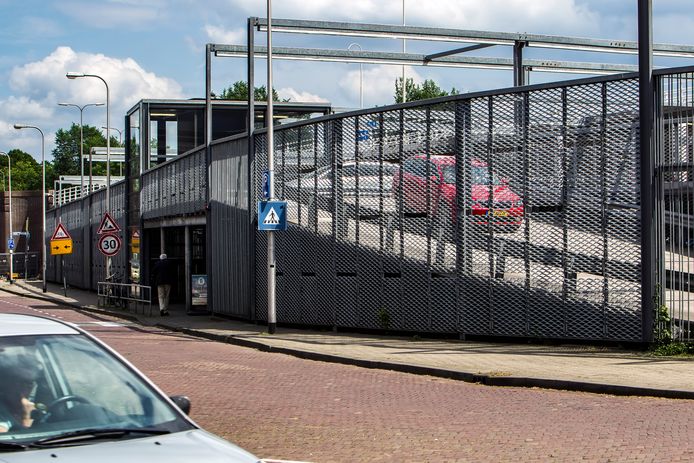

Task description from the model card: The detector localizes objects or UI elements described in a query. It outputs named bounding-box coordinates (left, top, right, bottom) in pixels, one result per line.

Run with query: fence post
left=638, top=0, right=655, bottom=343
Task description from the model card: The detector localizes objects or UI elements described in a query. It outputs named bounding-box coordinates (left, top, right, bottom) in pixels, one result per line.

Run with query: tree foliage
left=394, top=77, right=460, bottom=103
left=217, top=81, right=287, bottom=102
left=51, top=123, right=122, bottom=178
left=0, top=149, right=52, bottom=191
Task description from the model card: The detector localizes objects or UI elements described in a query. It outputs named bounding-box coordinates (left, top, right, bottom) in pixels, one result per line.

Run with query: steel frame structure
left=202, top=5, right=664, bottom=334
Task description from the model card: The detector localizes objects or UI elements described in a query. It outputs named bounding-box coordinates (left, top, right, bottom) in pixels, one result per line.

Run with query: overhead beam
left=254, top=18, right=694, bottom=58
left=424, top=44, right=494, bottom=62
left=212, top=44, right=641, bottom=75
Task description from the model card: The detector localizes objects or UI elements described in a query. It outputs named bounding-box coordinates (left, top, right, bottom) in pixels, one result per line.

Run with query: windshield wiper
left=0, top=441, right=29, bottom=451
left=32, top=428, right=171, bottom=447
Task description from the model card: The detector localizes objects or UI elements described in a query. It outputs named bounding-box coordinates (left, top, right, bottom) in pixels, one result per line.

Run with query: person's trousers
left=158, top=284, right=172, bottom=312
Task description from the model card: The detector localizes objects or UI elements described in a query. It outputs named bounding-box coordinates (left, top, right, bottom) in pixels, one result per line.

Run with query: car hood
left=0, top=429, right=259, bottom=463
left=471, top=184, right=521, bottom=202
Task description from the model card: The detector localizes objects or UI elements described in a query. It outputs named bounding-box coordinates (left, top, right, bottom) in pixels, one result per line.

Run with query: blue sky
left=2, top=0, right=694, bottom=160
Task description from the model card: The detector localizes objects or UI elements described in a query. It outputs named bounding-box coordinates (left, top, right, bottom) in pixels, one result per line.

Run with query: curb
left=0, top=286, right=140, bottom=323
left=163, top=324, right=694, bottom=401
left=3, top=286, right=694, bottom=401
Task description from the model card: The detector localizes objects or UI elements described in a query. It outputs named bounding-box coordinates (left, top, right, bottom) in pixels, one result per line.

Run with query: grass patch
left=650, top=342, right=694, bottom=357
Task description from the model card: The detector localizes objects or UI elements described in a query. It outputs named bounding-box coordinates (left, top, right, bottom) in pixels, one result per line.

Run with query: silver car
left=286, top=161, right=397, bottom=197
left=0, top=313, right=259, bottom=462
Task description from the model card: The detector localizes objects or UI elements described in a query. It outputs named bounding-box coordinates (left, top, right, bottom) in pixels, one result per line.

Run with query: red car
left=392, top=155, right=524, bottom=232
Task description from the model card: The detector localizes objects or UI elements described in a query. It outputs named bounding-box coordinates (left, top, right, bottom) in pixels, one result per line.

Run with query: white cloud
left=204, top=25, right=246, bottom=44
left=1, top=47, right=185, bottom=160
left=56, top=0, right=168, bottom=29
left=225, top=0, right=598, bottom=35
left=338, top=65, right=423, bottom=107
left=9, top=46, right=184, bottom=114
left=277, top=87, right=329, bottom=103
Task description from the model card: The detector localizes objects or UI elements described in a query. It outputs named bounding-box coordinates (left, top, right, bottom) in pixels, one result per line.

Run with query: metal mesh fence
left=253, top=75, right=644, bottom=341
left=656, top=70, right=694, bottom=342
left=45, top=181, right=127, bottom=290
left=141, top=148, right=206, bottom=219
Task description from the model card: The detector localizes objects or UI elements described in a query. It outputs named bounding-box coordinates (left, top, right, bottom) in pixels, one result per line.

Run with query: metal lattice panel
left=250, top=72, right=647, bottom=341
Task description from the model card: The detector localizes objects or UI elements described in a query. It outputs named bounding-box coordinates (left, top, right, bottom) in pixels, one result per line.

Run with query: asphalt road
left=3, top=294, right=694, bottom=463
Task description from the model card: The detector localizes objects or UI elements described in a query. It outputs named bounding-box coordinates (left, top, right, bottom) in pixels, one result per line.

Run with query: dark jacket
left=153, top=258, right=176, bottom=286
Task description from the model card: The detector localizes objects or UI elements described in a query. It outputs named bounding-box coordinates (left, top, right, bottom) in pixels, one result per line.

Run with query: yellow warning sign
left=50, top=238, right=73, bottom=255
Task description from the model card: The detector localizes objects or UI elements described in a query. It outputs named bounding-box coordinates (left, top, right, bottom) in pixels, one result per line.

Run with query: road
left=2, top=294, right=694, bottom=462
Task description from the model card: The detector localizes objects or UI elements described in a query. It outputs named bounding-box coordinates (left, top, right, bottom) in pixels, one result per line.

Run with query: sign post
left=258, top=201, right=287, bottom=231
left=97, top=212, right=121, bottom=279
left=50, top=223, right=73, bottom=296
left=98, top=233, right=121, bottom=257
left=50, top=223, right=73, bottom=256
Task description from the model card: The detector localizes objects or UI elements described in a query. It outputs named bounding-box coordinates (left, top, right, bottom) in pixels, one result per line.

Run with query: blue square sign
left=7, top=238, right=14, bottom=250
left=258, top=201, right=287, bottom=231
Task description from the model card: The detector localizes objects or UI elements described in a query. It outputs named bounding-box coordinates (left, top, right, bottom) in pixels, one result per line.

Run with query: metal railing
left=97, top=281, right=153, bottom=315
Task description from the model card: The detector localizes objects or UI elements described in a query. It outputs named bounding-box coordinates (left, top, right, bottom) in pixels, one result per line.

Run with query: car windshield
left=441, top=166, right=456, bottom=184
left=0, top=334, right=192, bottom=444
left=472, top=166, right=502, bottom=185
left=303, top=163, right=396, bottom=180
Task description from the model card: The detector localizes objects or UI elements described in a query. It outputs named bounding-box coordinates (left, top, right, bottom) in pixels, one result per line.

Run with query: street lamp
left=0, top=151, right=12, bottom=284
left=66, top=72, right=111, bottom=211
left=67, top=71, right=112, bottom=281
left=12, top=124, right=46, bottom=292
left=348, top=43, right=363, bottom=108
left=58, top=102, right=104, bottom=196
left=102, top=126, right=123, bottom=176
left=402, top=0, right=407, bottom=103
left=101, top=126, right=122, bottom=144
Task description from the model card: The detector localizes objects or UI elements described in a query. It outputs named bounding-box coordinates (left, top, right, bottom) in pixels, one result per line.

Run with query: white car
left=0, top=313, right=259, bottom=462
left=286, top=161, right=397, bottom=197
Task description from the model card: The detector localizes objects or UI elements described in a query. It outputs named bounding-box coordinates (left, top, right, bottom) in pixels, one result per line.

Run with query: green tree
left=218, top=80, right=288, bottom=102
left=394, top=77, right=460, bottom=103
left=0, top=149, right=48, bottom=191
left=51, top=124, right=122, bottom=178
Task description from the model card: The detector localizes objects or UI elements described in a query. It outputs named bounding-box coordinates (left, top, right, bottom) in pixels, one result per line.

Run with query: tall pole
left=13, top=125, right=45, bottom=292
left=102, top=126, right=122, bottom=144
left=402, top=0, right=407, bottom=103
left=102, top=127, right=123, bottom=176
left=58, top=102, right=103, bottom=196
left=348, top=43, right=363, bottom=108
left=66, top=72, right=111, bottom=280
left=267, top=0, right=276, bottom=334
left=638, top=0, right=655, bottom=342
left=0, top=152, right=12, bottom=284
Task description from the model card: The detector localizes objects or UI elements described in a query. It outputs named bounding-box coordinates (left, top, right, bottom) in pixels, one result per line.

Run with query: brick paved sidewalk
left=3, top=279, right=694, bottom=399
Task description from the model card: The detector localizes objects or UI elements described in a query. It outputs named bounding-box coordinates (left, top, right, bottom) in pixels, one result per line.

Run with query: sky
left=1, top=0, right=694, bottom=161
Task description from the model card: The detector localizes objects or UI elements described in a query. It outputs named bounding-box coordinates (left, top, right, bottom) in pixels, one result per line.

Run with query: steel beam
left=254, top=18, right=694, bottom=58
left=214, top=44, right=641, bottom=75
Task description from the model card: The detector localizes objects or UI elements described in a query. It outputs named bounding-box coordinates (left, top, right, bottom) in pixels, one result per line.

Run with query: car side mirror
left=170, top=395, right=191, bottom=415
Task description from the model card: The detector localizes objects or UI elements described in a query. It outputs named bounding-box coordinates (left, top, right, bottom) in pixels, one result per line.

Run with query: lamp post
left=101, top=126, right=122, bottom=144
left=67, top=72, right=112, bottom=280
left=402, top=0, right=407, bottom=103
left=0, top=151, right=12, bottom=284
left=12, top=124, right=45, bottom=292
left=58, top=102, right=104, bottom=196
left=102, top=126, right=123, bottom=176
left=348, top=43, right=363, bottom=108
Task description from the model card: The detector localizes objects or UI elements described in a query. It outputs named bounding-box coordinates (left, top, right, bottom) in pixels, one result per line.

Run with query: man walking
left=153, top=253, right=175, bottom=316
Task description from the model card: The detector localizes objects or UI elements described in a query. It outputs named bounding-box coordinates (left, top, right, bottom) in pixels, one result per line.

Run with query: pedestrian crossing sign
left=258, top=201, right=287, bottom=231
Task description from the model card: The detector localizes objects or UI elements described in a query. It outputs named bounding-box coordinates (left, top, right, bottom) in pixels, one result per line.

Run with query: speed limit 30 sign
left=98, top=233, right=122, bottom=257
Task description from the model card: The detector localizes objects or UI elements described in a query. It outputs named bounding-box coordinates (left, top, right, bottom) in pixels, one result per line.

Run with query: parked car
left=286, top=161, right=398, bottom=197
left=0, top=313, right=259, bottom=463
left=392, top=155, right=524, bottom=232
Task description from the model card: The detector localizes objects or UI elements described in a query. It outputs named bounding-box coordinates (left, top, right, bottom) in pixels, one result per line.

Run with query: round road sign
left=98, top=233, right=121, bottom=257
